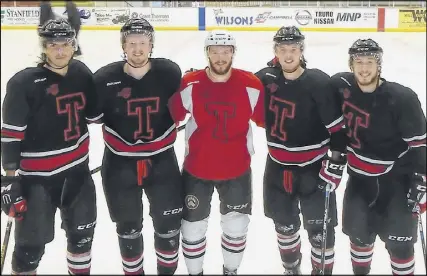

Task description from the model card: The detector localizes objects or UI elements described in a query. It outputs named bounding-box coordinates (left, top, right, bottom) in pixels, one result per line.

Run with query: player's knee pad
left=66, top=222, right=96, bottom=254
left=12, top=244, right=45, bottom=273
left=308, top=227, right=335, bottom=249
left=116, top=221, right=143, bottom=258
left=67, top=235, right=93, bottom=255
left=155, top=230, right=180, bottom=274
left=275, top=222, right=300, bottom=236
left=155, top=229, right=180, bottom=251
left=220, top=212, right=250, bottom=238
left=386, top=242, right=414, bottom=259
left=181, top=217, right=209, bottom=242
left=116, top=221, right=143, bottom=238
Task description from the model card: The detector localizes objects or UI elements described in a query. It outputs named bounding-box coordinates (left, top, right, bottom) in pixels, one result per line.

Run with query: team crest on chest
left=342, top=88, right=351, bottom=99
left=267, top=83, right=279, bottom=93
left=117, top=87, right=132, bottom=99
left=46, top=83, right=59, bottom=96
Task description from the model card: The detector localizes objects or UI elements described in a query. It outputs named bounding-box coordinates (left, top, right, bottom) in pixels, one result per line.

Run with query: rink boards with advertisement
left=0, top=6, right=426, bottom=32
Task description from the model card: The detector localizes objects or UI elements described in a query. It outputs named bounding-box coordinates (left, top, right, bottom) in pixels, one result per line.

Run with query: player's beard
left=209, top=59, right=232, bottom=75
left=281, top=59, right=301, bottom=74
left=355, top=71, right=379, bottom=87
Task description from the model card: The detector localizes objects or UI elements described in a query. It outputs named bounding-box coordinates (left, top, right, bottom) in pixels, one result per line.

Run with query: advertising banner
left=205, top=7, right=377, bottom=31
left=294, top=8, right=377, bottom=29
left=205, top=7, right=294, bottom=30
left=0, top=7, right=196, bottom=30
left=1, top=7, right=40, bottom=25
left=398, top=8, right=426, bottom=30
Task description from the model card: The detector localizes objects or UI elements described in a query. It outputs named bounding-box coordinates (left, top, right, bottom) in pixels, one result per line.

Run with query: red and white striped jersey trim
left=1, top=123, right=27, bottom=142
left=268, top=138, right=330, bottom=166
left=103, top=124, right=177, bottom=157
left=346, top=146, right=409, bottom=177
left=325, top=115, right=345, bottom=134
left=403, top=133, right=426, bottom=148
left=18, top=132, right=90, bottom=176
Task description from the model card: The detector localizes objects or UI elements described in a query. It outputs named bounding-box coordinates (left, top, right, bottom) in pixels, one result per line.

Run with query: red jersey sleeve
left=168, top=73, right=195, bottom=124
left=249, top=75, right=265, bottom=128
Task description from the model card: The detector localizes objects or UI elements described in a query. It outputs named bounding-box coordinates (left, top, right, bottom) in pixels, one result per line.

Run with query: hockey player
left=255, top=26, right=347, bottom=275
left=331, top=39, right=426, bottom=275
left=39, top=1, right=82, bottom=56
left=0, top=19, right=99, bottom=275
left=93, top=18, right=183, bottom=275
left=168, top=30, right=265, bottom=275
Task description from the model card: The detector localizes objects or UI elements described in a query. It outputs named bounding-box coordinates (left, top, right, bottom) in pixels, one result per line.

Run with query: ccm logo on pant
left=227, top=203, right=249, bottom=210
left=163, top=207, right=183, bottom=216
left=77, top=221, right=97, bottom=230
left=388, top=235, right=413, bottom=242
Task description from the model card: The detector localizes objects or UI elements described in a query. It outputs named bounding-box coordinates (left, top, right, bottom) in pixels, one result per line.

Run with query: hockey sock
left=66, top=251, right=91, bottom=275
left=118, top=232, right=144, bottom=275
left=182, top=236, right=207, bottom=275
left=277, top=232, right=302, bottom=269
left=221, top=233, right=247, bottom=272
left=154, top=231, right=180, bottom=275
left=390, top=252, right=415, bottom=275
left=311, top=247, right=334, bottom=275
left=350, top=242, right=374, bottom=275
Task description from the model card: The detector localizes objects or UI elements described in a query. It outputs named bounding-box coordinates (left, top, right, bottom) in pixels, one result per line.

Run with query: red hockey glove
left=1, top=178, right=27, bottom=220
left=407, top=173, right=426, bottom=214
left=319, top=155, right=346, bottom=191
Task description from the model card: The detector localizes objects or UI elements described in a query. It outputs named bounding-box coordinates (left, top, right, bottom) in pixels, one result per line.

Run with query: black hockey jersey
left=330, top=72, right=426, bottom=176
left=1, top=60, right=99, bottom=176
left=255, top=67, right=346, bottom=167
left=93, top=58, right=182, bottom=157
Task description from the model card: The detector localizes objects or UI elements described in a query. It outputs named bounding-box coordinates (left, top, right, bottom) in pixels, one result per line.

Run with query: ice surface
left=1, top=29, right=426, bottom=274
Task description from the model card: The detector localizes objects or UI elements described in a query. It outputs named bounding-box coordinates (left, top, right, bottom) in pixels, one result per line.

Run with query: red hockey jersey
left=168, top=68, right=265, bottom=180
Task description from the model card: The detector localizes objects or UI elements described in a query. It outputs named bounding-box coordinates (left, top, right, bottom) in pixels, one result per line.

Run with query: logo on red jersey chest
left=118, top=87, right=132, bottom=99
left=46, top=83, right=59, bottom=96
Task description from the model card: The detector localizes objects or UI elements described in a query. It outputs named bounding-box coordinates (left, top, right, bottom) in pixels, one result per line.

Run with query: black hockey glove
left=1, top=177, right=27, bottom=219
left=267, top=57, right=280, bottom=68
left=185, top=68, right=198, bottom=74
left=407, top=173, right=426, bottom=214
left=319, top=154, right=347, bottom=191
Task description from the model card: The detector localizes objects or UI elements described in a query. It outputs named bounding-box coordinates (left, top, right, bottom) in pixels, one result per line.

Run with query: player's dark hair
left=37, top=18, right=76, bottom=68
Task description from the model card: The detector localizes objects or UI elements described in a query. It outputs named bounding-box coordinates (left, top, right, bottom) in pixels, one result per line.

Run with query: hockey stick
left=320, top=183, right=332, bottom=275
left=417, top=212, right=426, bottom=270
left=0, top=164, right=102, bottom=272
left=1, top=216, right=13, bottom=274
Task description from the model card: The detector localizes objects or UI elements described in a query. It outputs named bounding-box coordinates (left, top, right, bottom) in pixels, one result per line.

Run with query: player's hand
left=1, top=178, right=27, bottom=219
left=319, top=154, right=346, bottom=191
left=407, top=173, right=426, bottom=214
